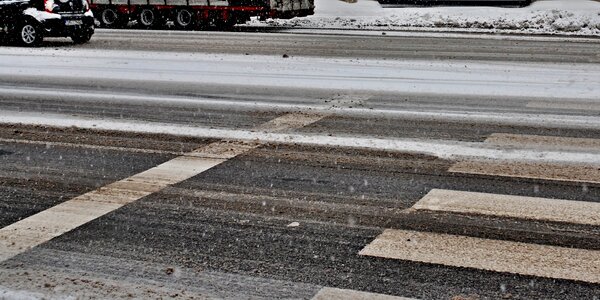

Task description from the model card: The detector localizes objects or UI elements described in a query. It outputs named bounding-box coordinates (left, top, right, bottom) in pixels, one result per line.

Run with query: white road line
left=413, top=189, right=600, bottom=226
left=527, top=101, right=600, bottom=112
left=4, top=86, right=600, bottom=130
left=359, top=229, right=600, bottom=284
left=0, top=138, right=178, bottom=155
left=0, top=113, right=324, bottom=263
left=98, top=28, right=600, bottom=43
left=3, top=111, right=600, bottom=165
left=485, top=133, right=600, bottom=151
left=312, top=287, right=415, bottom=300
left=447, top=133, right=600, bottom=183
left=449, top=160, right=600, bottom=184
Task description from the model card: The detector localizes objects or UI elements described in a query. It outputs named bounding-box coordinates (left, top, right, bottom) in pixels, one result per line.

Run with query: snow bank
left=255, top=0, right=600, bottom=36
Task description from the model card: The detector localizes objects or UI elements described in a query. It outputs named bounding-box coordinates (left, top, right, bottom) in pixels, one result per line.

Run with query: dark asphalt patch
left=19, top=196, right=599, bottom=300
left=5, top=144, right=597, bottom=299
left=0, top=149, right=12, bottom=156
left=0, top=141, right=177, bottom=228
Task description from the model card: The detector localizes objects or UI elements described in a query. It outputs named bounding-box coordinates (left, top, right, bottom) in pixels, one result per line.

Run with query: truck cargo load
left=90, top=0, right=314, bottom=29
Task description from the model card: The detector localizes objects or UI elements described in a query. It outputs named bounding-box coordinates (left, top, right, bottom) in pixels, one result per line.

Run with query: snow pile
left=257, top=0, right=600, bottom=35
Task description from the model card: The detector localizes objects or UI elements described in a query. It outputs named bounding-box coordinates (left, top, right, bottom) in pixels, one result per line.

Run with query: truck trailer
left=90, top=0, right=314, bottom=29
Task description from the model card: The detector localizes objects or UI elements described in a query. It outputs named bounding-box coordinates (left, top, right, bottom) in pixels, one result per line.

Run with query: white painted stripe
left=0, top=138, right=178, bottom=155
left=449, top=160, right=600, bottom=184
left=4, top=86, right=600, bottom=130
left=527, top=101, right=600, bottom=112
left=0, top=156, right=224, bottom=262
left=360, top=229, right=600, bottom=284
left=0, top=113, right=325, bottom=262
left=312, top=287, right=415, bottom=300
left=485, top=133, right=600, bottom=151
left=413, top=189, right=600, bottom=226
left=96, top=28, right=600, bottom=44
left=3, top=111, right=600, bottom=165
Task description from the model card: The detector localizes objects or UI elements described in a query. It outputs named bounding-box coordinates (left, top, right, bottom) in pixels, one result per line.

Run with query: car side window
left=29, top=0, right=42, bottom=9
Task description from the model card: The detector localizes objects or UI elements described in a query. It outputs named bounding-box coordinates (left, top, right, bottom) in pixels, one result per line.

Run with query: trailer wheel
left=99, top=8, right=127, bottom=28
left=174, top=9, right=195, bottom=30
left=137, top=8, right=162, bottom=29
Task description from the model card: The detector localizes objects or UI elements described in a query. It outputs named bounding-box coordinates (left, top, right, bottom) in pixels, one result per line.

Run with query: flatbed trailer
left=90, top=0, right=314, bottom=29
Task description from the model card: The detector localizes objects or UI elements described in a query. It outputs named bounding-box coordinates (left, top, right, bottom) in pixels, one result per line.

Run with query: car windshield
left=0, top=0, right=599, bottom=299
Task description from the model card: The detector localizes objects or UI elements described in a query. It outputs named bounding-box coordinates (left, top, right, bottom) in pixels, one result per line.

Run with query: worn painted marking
left=4, top=111, right=600, bottom=165
left=449, top=160, right=600, bottom=184
left=4, top=86, right=600, bottom=129
left=447, top=132, right=600, bottom=185
left=414, top=189, right=600, bottom=226
left=360, top=229, right=600, bottom=284
left=0, top=155, right=225, bottom=262
left=485, top=133, right=600, bottom=151
left=0, top=113, right=325, bottom=262
left=0, top=138, right=177, bottom=155
left=527, top=101, right=600, bottom=112
left=312, top=287, right=415, bottom=300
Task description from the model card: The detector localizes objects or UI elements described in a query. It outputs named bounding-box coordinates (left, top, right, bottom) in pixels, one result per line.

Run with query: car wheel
left=16, top=21, right=43, bottom=47
left=99, top=8, right=127, bottom=28
left=174, top=9, right=195, bottom=30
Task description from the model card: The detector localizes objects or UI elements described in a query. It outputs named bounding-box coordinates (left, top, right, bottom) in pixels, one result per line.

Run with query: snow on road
left=1, top=47, right=599, bottom=100
left=255, top=0, right=600, bottom=36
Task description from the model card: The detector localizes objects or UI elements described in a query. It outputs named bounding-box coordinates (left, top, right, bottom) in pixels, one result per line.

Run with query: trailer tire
left=174, top=8, right=195, bottom=30
left=99, top=8, right=127, bottom=28
left=137, top=8, right=163, bottom=29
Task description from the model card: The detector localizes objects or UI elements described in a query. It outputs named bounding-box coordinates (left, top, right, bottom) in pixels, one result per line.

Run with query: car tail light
left=44, top=0, right=56, bottom=12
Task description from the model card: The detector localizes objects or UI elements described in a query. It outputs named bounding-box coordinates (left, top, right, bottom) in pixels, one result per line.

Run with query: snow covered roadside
left=252, top=0, right=600, bottom=36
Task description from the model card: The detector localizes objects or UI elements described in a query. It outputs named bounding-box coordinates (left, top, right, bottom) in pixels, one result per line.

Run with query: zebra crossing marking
left=413, top=189, right=600, bottom=226
left=312, top=287, right=415, bottom=300
left=360, top=229, right=600, bottom=284
left=0, top=113, right=325, bottom=263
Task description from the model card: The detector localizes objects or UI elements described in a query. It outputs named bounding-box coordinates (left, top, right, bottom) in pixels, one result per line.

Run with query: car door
left=0, top=0, right=10, bottom=34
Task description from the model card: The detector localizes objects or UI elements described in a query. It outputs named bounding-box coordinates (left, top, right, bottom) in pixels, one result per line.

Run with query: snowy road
left=0, top=30, right=599, bottom=299
left=78, top=29, right=600, bottom=63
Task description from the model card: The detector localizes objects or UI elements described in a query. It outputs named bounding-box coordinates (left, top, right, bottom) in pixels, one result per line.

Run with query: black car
left=0, top=0, right=94, bottom=46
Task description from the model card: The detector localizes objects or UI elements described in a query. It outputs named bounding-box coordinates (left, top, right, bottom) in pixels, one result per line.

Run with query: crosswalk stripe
left=413, top=189, right=600, bottom=226
left=5, top=111, right=600, bottom=165
left=449, top=160, right=600, bottom=184
left=312, top=287, right=415, bottom=300
left=450, top=133, right=600, bottom=183
left=0, top=138, right=178, bottom=155
left=360, top=229, right=600, bottom=284
left=527, top=101, right=600, bottom=112
left=0, top=113, right=325, bottom=263
left=485, top=133, right=600, bottom=151
left=444, top=131, right=600, bottom=200
left=360, top=132, right=600, bottom=284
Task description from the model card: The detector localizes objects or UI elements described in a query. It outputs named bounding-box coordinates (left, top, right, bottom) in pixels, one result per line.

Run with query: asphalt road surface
left=0, top=29, right=599, bottom=299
